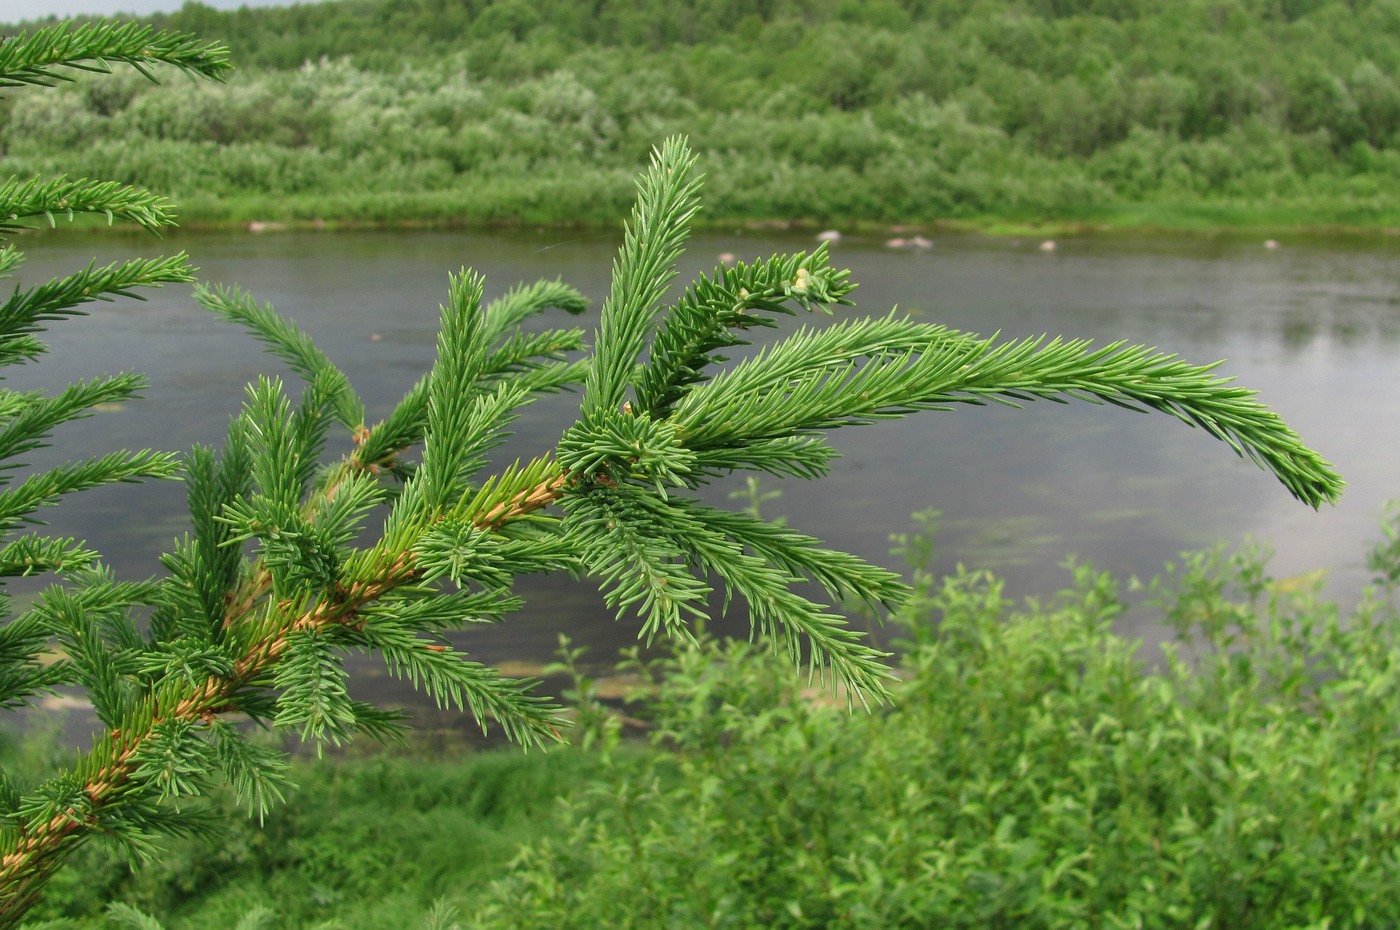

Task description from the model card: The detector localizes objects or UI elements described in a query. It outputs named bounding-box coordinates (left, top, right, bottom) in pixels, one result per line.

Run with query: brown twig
left=474, top=472, right=571, bottom=532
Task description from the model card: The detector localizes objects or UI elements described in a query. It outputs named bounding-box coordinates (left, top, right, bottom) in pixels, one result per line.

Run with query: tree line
left=5, top=0, right=1400, bottom=227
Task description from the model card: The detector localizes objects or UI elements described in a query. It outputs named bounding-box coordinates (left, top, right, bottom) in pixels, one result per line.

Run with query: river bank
left=30, top=200, right=1400, bottom=242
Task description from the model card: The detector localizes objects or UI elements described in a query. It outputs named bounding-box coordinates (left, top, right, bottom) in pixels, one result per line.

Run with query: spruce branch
left=418, top=380, right=533, bottom=516
left=0, top=373, right=149, bottom=471
left=0, top=608, right=73, bottom=710
left=483, top=331, right=588, bottom=387
left=634, top=246, right=855, bottom=418
left=151, top=440, right=250, bottom=642
left=195, top=285, right=365, bottom=430
left=667, top=498, right=894, bottom=702
left=0, top=540, right=497, bottom=918
left=479, top=278, right=589, bottom=345
left=271, top=628, right=357, bottom=750
left=0, top=536, right=99, bottom=580
left=327, top=277, right=588, bottom=473
left=0, top=177, right=182, bottom=236
left=675, top=501, right=908, bottom=614
left=0, top=340, right=43, bottom=371
left=127, top=718, right=214, bottom=804
left=558, top=410, right=696, bottom=493
left=0, top=20, right=232, bottom=88
left=563, top=487, right=895, bottom=699
left=457, top=455, right=568, bottom=531
left=0, top=450, right=179, bottom=533
left=582, top=136, right=702, bottom=419
left=563, top=487, right=711, bottom=644
left=357, top=589, right=524, bottom=632
left=0, top=128, right=1346, bottom=927
left=205, top=720, right=293, bottom=822
left=690, top=435, right=838, bottom=481
left=673, top=319, right=1343, bottom=508
left=239, top=377, right=314, bottom=509
left=0, top=256, right=196, bottom=339
left=412, top=521, right=516, bottom=589
left=408, top=268, right=575, bottom=518
left=361, top=623, right=562, bottom=744
left=353, top=374, right=430, bottom=469
left=0, top=247, right=21, bottom=280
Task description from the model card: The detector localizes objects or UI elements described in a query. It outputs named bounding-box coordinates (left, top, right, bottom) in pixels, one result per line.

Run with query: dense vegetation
left=25, top=506, right=1400, bottom=929
left=6, top=0, right=1400, bottom=229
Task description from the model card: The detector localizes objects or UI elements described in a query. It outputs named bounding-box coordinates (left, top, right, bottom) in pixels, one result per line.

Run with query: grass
left=15, top=741, right=609, bottom=930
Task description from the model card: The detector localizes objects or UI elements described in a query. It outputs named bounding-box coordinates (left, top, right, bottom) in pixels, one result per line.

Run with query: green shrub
left=468, top=507, right=1400, bottom=930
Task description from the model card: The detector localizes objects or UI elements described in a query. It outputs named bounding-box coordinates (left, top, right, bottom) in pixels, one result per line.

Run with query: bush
left=469, top=507, right=1400, bottom=930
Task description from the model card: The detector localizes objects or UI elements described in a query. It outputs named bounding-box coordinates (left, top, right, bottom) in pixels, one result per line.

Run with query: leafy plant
left=0, top=20, right=1343, bottom=928
left=467, top=506, right=1400, bottom=930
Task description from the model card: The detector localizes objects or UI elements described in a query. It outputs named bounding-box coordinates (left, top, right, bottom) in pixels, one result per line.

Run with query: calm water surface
left=11, top=226, right=1400, bottom=734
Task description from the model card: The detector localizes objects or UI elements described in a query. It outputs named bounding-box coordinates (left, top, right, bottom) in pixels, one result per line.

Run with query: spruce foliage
left=0, top=21, right=1344, bottom=928
left=0, top=19, right=230, bottom=926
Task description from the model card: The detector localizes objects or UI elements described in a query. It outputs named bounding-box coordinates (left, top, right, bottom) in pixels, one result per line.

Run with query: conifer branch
left=0, top=177, right=181, bottom=236
left=483, top=332, right=588, bottom=386
left=195, top=285, right=365, bottom=430
left=204, top=720, right=292, bottom=821
left=0, top=374, right=148, bottom=469
left=668, top=498, right=893, bottom=703
left=352, top=375, right=430, bottom=470
left=0, top=341, right=43, bottom=371
left=674, top=501, right=908, bottom=614
left=357, top=589, right=524, bottom=632
left=563, top=487, right=711, bottom=644
left=0, top=20, right=232, bottom=88
left=0, top=247, right=21, bottom=281
left=479, top=278, right=589, bottom=345
left=0, top=606, right=74, bottom=709
left=0, top=529, right=561, bottom=922
left=469, top=466, right=570, bottom=532
left=689, top=435, right=838, bottom=481
left=0, top=450, right=178, bottom=533
left=0, top=536, right=98, bottom=580
left=634, top=246, right=855, bottom=417
left=1, top=257, right=196, bottom=337
left=582, top=137, right=701, bottom=419
left=361, top=625, right=561, bottom=744
left=673, top=319, right=1343, bottom=508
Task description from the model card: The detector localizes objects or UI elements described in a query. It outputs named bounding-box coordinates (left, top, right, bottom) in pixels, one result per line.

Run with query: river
left=9, top=225, right=1400, bottom=736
